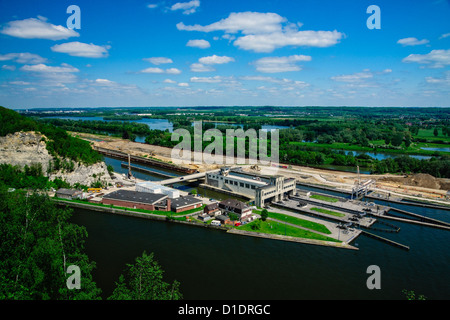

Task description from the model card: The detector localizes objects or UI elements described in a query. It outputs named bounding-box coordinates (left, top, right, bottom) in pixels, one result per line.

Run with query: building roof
left=205, top=202, right=219, bottom=211
left=56, top=188, right=81, bottom=195
left=103, top=189, right=167, bottom=205
left=216, top=214, right=230, bottom=222
left=170, top=195, right=203, bottom=210
left=219, top=198, right=250, bottom=211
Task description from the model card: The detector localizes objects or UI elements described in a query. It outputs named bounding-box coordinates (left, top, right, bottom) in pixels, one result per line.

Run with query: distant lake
left=333, top=150, right=432, bottom=161
left=44, top=116, right=174, bottom=132
left=421, top=147, right=450, bottom=153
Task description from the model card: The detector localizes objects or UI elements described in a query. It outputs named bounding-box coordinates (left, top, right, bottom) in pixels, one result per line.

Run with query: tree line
left=0, top=188, right=182, bottom=300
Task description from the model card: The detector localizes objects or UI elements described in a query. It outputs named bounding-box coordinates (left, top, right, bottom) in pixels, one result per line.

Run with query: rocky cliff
left=0, top=131, right=113, bottom=187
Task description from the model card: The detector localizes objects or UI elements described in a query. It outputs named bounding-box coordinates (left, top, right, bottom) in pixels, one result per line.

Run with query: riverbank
left=54, top=198, right=358, bottom=250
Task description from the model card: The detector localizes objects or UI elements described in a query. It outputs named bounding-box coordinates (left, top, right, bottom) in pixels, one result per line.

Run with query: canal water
left=68, top=156, right=450, bottom=300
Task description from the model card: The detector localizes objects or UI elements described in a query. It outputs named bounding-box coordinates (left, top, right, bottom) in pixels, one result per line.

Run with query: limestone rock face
left=0, top=131, right=113, bottom=187
left=0, top=131, right=52, bottom=173
left=49, top=161, right=114, bottom=187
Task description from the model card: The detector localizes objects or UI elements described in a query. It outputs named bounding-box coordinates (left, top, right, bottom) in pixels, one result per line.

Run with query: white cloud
left=253, top=55, right=311, bottom=73
left=186, top=39, right=210, bottom=48
left=234, top=30, right=343, bottom=53
left=143, top=57, right=173, bottom=65
left=20, top=63, right=79, bottom=73
left=178, top=82, right=189, bottom=87
left=190, top=63, right=215, bottom=72
left=177, top=12, right=285, bottom=34
left=397, top=37, right=429, bottom=46
left=164, top=79, right=177, bottom=84
left=19, top=63, right=79, bottom=87
left=425, top=71, right=450, bottom=86
left=140, top=67, right=181, bottom=74
left=147, top=4, right=158, bottom=9
left=1, top=17, right=79, bottom=40
left=331, top=70, right=373, bottom=83
left=0, top=52, right=47, bottom=64
left=190, top=76, right=224, bottom=83
left=51, top=42, right=110, bottom=58
left=177, top=11, right=343, bottom=53
left=140, top=67, right=165, bottom=73
left=198, top=55, right=234, bottom=65
left=402, top=49, right=450, bottom=68
left=166, top=68, right=182, bottom=74
left=2, top=65, right=16, bottom=71
left=171, top=0, right=200, bottom=15
left=439, top=33, right=450, bottom=39
left=95, top=79, right=115, bottom=86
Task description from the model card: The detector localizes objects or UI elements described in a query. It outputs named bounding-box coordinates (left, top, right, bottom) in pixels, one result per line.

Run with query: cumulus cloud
left=143, top=57, right=173, bottom=65
left=170, top=0, right=200, bottom=15
left=190, top=76, right=224, bottom=83
left=177, top=12, right=285, bottom=34
left=166, top=68, right=182, bottom=74
left=198, top=55, right=234, bottom=65
left=186, top=39, right=210, bottom=48
left=20, top=63, right=79, bottom=73
left=190, top=63, right=215, bottom=72
left=253, top=55, right=311, bottom=73
left=19, top=63, right=80, bottom=87
left=0, top=52, right=47, bottom=64
left=235, top=30, right=343, bottom=53
left=177, top=11, right=343, bottom=53
left=402, top=49, right=450, bottom=68
left=140, top=67, right=181, bottom=74
left=397, top=37, right=429, bottom=46
left=425, top=71, right=450, bottom=85
left=331, top=70, right=373, bottom=83
left=1, top=17, right=79, bottom=40
left=51, top=42, right=110, bottom=58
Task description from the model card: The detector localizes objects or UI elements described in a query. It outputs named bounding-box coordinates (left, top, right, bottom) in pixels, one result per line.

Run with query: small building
left=56, top=188, right=82, bottom=200
left=219, top=198, right=253, bottom=221
left=197, top=213, right=212, bottom=222
left=204, top=202, right=220, bottom=216
left=102, top=189, right=170, bottom=211
left=170, top=195, right=203, bottom=213
left=216, top=214, right=230, bottom=225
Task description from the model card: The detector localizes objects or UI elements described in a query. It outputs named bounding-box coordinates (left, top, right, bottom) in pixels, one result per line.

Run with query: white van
left=211, top=220, right=221, bottom=226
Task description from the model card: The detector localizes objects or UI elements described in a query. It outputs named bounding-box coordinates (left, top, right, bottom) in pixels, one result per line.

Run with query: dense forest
left=0, top=188, right=183, bottom=300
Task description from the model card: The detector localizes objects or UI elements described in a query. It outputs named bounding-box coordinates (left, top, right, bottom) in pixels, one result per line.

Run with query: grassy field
left=238, top=219, right=340, bottom=242
left=254, top=210, right=331, bottom=234
left=310, top=194, right=339, bottom=203
left=310, top=207, right=345, bottom=218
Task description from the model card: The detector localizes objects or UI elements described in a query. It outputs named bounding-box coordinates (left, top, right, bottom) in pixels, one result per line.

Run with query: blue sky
left=0, top=0, right=449, bottom=108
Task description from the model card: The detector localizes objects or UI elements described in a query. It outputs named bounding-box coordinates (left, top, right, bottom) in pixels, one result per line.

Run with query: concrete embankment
left=54, top=199, right=227, bottom=231
left=227, top=229, right=359, bottom=250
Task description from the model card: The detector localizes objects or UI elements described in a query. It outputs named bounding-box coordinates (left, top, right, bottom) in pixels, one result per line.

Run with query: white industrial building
left=205, top=167, right=296, bottom=208
left=136, top=181, right=180, bottom=198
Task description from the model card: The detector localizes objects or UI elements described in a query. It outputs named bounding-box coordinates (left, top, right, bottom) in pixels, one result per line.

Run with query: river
left=68, top=156, right=450, bottom=300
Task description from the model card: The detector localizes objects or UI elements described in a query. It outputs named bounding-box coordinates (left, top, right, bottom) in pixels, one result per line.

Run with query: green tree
left=260, top=209, right=269, bottom=221
left=108, top=251, right=182, bottom=300
left=0, top=189, right=101, bottom=299
left=433, top=127, right=438, bottom=137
